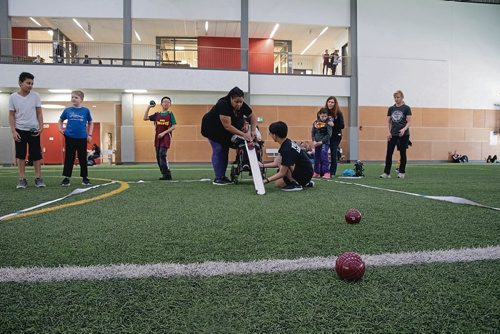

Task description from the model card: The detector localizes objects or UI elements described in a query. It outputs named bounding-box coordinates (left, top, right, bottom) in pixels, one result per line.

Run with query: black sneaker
left=305, top=180, right=315, bottom=188
left=16, top=178, right=28, bottom=189
left=213, top=178, right=230, bottom=185
left=61, top=177, right=70, bottom=186
left=82, top=178, right=91, bottom=186
left=34, top=177, right=46, bottom=188
left=281, top=181, right=303, bottom=192
left=222, top=176, right=234, bottom=184
left=159, top=175, right=172, bottom=180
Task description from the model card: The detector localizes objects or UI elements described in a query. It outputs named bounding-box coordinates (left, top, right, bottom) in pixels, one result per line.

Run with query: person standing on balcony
left=322, top=49, right=330, bottom=75
left=55, top=42, right=64, bottom=63
left=9, top=72, right=45, bottom=189
left=330, top=50, right=340, bottom=75
left=201, top=87, right=256, bottom=185
left=143, top=97, right=177, bottom=180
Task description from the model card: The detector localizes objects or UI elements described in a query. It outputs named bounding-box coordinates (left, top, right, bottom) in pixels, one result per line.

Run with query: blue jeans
left=314, top=143, right=330, bottom=174
left=209, top=140, right=229, bottom=179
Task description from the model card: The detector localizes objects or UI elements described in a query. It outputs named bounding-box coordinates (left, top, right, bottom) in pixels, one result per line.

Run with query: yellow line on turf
left=1, top=178, right=129, bottom=222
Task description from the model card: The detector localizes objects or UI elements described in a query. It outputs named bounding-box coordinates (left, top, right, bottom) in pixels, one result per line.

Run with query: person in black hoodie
left=319, top=96, right=345, bottom=176
left=201, top=87, right=257, bottom=185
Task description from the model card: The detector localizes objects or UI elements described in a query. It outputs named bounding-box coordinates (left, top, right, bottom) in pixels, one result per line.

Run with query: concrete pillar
left=123, top=0, right=132, bottom=66
left=348, top=0, right=359, bottom=162
left=120, top=93, right=135, bottom=162
left=0, top=0, right=12, bottom=57
left=0, top=93, right=15, bottom=165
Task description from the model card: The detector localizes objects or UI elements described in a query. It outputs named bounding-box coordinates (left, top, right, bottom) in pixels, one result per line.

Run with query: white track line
left=334, top=180, right=500, bottom=211
left=0, top=246, right=498, bottom=283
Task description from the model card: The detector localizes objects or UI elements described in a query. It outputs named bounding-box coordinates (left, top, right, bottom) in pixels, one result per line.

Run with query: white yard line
left=1, top=246, right=499, bottom=283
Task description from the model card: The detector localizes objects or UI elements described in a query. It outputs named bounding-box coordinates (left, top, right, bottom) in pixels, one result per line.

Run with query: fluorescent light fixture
left=41, top=104, right=65, bottom=109
left=124, top=89, right=147, bottom=93
left=319, top=26, right=328, bottom=36
left=300, top=38, right=318, bottom=55
left=300, top=26, right=329, bottom=55
left=134, top=30, right=141, bottom=42
left=73, top=18, right=94, bottom=41
left=48, top=89, right=72, bottom=93
left=205, top=21, right=209, bottom=32
left=30, top=17, right=41, bottom=27
left=175, top=46, right=185, bottom=50
left=269, top=23, right=279, bottom=39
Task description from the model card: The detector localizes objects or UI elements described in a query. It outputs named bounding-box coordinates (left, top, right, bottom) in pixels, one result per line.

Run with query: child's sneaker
left=312, top=173, right=320, bottom=178
left=281, top=181, right=303, bottom=192
left=397, top=173, right=405, bottom=179
left=16, top=178, right=28, bottom=189
left=34, top=177, right=46, bottom=188
left=82, top=177, right=91, bottom=186
left=379, top=173, right=391, bottom=179
left=323, top=173, right=331, bottom=179
left=61, top=177, right=70, bottom=186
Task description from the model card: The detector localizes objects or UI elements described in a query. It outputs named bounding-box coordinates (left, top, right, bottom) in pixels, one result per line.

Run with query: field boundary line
left=0, top=246, right=499, bottom=283
left=0, top=179, right=129, bottom=222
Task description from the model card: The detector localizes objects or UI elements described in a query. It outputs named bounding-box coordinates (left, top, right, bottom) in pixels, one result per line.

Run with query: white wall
left=357, top=0, right=500, bottom=109
left=0, top=64, right=249, bottom=93
left=132, top=0, right=240, bottom=21
left=249, top=0, right=350, bottom=27
left=250, top=74, right=350, bottom=106
left=8, top=0, right=123, bottom=18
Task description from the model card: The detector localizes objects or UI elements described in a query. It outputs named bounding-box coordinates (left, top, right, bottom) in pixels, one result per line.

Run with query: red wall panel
left=197, top=37, right=274, bottom=73
left=12, top=27, right=28, bottom=56
left=249, top=38, right=274, bottom=73
left=198, top=37, right=241, bottom=69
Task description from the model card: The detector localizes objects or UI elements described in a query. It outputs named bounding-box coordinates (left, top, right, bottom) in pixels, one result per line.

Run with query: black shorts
left=15, top=129, right=43, bottom=161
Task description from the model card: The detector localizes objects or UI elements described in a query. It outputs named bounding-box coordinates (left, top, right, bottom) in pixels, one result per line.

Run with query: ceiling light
left=175, top=46, right=185, bottom=50
left=269, top=24, right=279, bottom=39
left=300, top=26, right=329, bottom=55
left=134, top=30, right=141, bottom=42
left=300, top=38, right=318, bottom=55
left=124, top=89, right=147, bottom=93
left=319, top=26, right=328, bottom=36
left=48, top=89, right=72, bottom=93
left=205, top=21, right=209, bottom=32
left=30, top=17, right=41, bottom=27
left=41, top=104, right=66, bottom=109
left=73, top=18, right=94, bottom=41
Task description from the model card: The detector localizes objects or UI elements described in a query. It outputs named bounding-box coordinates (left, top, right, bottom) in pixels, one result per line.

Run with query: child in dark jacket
left=311, top=108, right=332, bottom=178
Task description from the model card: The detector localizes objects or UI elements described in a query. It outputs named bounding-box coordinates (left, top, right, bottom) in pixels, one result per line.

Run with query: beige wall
left=133, top=104, right=349, bottom=162
left=359, top=107, right=499, bottom=161
left=132, top=104, right=498, bottom=163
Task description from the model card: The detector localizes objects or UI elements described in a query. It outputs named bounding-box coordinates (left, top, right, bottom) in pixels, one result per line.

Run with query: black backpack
left=354, top=160, right=364, bottom=177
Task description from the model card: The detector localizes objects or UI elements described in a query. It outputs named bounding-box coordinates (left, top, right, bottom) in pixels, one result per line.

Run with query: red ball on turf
left=335, top=252, right=365, bottom=281
left=345, top=208, right=362, bottom=224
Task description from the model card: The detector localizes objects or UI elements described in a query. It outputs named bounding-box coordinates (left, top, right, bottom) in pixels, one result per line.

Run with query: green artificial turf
left=0, top=162, right=499, bottom=332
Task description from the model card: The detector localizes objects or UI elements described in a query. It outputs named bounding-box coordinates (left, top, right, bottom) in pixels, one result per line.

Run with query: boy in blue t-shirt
left=58, top=90, right=94, bottom=186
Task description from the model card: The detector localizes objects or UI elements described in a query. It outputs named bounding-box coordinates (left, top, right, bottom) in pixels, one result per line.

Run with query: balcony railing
left=0, top=39, right=351, bottom=76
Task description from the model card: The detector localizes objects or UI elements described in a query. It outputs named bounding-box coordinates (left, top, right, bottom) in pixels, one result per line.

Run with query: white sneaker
left=379, top=173, right=391, bottom=179
left=397, top=173, right=405, bottom=179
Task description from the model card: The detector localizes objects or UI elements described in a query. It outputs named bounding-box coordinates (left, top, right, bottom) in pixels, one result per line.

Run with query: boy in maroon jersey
left=143, top=96, right=177, bottom=180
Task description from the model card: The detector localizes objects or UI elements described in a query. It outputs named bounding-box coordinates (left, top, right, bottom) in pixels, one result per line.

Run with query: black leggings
left=384, top=135, right=410, bottom=174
